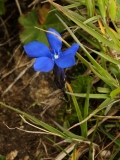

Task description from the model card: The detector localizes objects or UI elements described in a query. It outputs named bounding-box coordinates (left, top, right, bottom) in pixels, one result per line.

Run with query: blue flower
left=23, top=28, right=79, bottom=72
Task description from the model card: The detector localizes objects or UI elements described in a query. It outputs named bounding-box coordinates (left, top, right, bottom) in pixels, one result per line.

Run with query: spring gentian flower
left=24, top=28, right=79, bottom=88
left=24, top=28, right=79, bottom=72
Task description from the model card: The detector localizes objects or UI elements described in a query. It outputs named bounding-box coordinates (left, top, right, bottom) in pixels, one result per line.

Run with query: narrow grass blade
left=66, top=93, right=109, bottom=99
left=85, top=0, right=95, bottom=17
left=110, top=87, right=120, bottom=99
left=66, top=82, right=84, bottom=136
left=97, top=0, right=106, bottom=22
left=53, top=120, right=87, bottom=141
left=104, top=23, right=120, bottom=46
left=86, top=47, right=120, bottom=65
left=83, top=80, right=91, bottom=138
left=83, top=15, right=101, bottom=24
left=97, top=87, right=111, bottom=93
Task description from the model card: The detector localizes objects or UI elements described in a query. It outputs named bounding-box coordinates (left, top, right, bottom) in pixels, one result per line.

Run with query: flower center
left=54, top=54, right=59, bottom=59
left=51, top=49, right=60, bottom=60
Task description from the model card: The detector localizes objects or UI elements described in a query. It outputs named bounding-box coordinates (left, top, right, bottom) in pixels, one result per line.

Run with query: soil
left=0, top=0, right=65, bottom=159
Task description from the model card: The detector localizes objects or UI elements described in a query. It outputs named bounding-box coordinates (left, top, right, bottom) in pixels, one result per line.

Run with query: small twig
left=42, top=141, right=49, bottom=157
left=1, top=50, right=26, bottom=79
left=7, top=44, right=22, bottom=66
left=0, top=17, right=11, bottom=46
left=95, top=133, right=120, bottom=158
left=4, top=114, right=62, bottom=137
left=0, top=10, right=15, bottom=27
left=0, top=61, right=32, bottom=80
left=19, top=115, right=63, bottom=138
left=0, top=35, right=17, bottom=47
left=10, top=71, right=40, bottom=95
left=94, top=115, right=120, bottom=119
left=28, top=0, right=40, bottom=8
left=4, top=123, right=50, bottom=134
left=40, top=96, right=61, bottom=117
left=15, top=0, right=22, bottom=15
left=2, top=59, right=34, bottom=96
left=34, top=26, right=64, bottom=42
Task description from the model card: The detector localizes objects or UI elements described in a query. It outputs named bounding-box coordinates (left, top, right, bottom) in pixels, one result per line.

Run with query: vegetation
left=1, top=0, right=120, bottom=159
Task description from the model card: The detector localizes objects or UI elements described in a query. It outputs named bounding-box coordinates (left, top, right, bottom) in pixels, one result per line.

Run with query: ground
left=0, top=0, right=65, bottom=159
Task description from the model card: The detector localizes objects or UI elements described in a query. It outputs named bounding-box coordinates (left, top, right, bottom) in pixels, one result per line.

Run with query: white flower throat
left=54, top=54, right=59, bottom=59
left=52, top=50, right=60, bottom=60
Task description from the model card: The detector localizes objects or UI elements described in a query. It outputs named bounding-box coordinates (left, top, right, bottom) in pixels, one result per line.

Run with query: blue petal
left=46, top=28, right=62, bottom=52
left=55, top=55, right=76, bottom=68
left=33, top=57, right=54, bottom=72
left=62, top=43, right=79, bottom=56
left=24, top=41, right=51, bottom=58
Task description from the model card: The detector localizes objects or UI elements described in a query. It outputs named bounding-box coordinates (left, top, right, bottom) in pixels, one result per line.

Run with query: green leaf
left=19, top=8, right=64, bottom=44
left=97, top=0, right=106, bottom=22
left=66, top=82, right=84, bottom=136
left=110, top=87, right=120, bottom=99
left=107, top=0, right=117, bottom=20
left=116, top=0, right=120, bottom=20
left=0, top=155, right=6, bottom=160
left=66, top=92, right=109, bottom=99
left=104, top=23, right=120, bottom=45
left=83, top=78, right=91, bottom=138
left=109, top=64, right=120, bottom=82
left=19, top=9, right=45, bottom=44
left=0, top=0, right=6, bottom=15
left=97, top=87, right=111, bottom=93
left=85, top=0, right=95, bottom=17
left=71, top=75, right=93, bottom=93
